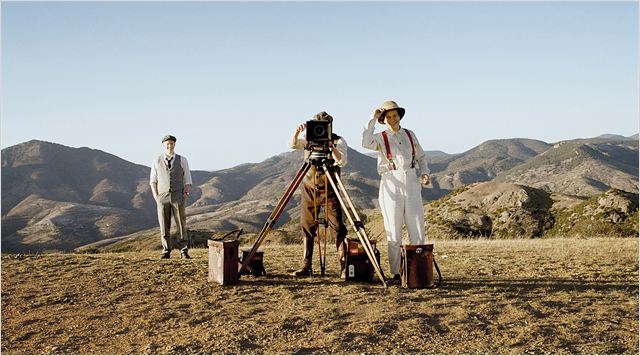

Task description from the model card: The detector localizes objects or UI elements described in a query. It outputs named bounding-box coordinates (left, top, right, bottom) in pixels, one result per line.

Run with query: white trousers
left=378, top=168, right=426, bottom=275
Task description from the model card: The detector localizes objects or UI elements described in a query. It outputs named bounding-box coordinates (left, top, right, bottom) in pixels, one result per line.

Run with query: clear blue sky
left=2, top=1, right=638, bottom=171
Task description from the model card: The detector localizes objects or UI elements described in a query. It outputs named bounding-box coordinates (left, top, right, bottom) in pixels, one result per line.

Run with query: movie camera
left=305, top=118, right=333, bottom=163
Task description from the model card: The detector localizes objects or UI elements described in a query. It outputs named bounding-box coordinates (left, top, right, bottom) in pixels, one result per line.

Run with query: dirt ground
left=1, top=237, right=638, bottom=354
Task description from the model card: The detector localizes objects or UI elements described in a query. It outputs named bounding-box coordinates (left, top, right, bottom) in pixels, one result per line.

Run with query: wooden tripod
left=238, top=155, right=387, bottom=288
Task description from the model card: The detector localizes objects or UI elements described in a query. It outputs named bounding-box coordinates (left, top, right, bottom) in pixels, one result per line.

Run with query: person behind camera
left=289, top=112, right=349, bottom=277
left=150, top=135, right=192, bottom=259
left=361, top=101, right=430, bottom=281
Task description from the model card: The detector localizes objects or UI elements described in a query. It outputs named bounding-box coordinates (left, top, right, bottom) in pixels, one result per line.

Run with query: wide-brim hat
left=377, top=100, right=406, bottom=124
left=162, top=135, right=177, bottom=143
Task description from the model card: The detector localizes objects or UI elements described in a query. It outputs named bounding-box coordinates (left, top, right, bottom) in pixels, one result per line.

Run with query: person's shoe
left=180, top=251, right=191, bottom=259
left=387, top=274, right=401, bottom=284
left=293, top=264, right=312, bottom=277
left=160, top=252, right=171, bottom=259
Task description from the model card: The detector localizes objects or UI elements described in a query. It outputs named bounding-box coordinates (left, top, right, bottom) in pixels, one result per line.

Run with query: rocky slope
left=547, top=188, right=639, bottom=237
left=422, top=182, right=638, bottom=239
left=425, top=182, right=555, bottom=239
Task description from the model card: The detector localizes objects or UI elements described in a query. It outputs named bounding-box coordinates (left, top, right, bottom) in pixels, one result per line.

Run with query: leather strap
left=404, top=128, right=416, bottom=168
left=430, top=259, right=442, bottom=289
left=381, top=131, right=397, bottom=170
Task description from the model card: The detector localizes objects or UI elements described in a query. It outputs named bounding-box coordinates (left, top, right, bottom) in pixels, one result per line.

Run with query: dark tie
left=166, top=157, right=172, bottom=169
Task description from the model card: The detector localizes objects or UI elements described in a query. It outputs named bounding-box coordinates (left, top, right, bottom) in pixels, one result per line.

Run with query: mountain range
left=2, top=133, right=637, bottom=252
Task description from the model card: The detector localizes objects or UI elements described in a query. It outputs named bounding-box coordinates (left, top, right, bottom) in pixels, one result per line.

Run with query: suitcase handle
left=430, top=258, right=442, bottom=289
left=400, top=250, right=443, bottom=289
left=211, top=228, right=244, bottom=242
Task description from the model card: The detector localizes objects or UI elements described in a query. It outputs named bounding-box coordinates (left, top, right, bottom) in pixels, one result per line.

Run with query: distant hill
left=497, top=139, right=638, bottom=197
left=183, top=147, right=381, bottom=233
left=2, top=140, right=157, bottom=252
left=4, top=135, right=638, bottom=252
left=428, top=138, right=551, bottom=191
left=1, top=141, right=381, bottom=252
left=596, top=134, right=637, bottom=141
left=1, top=140, right=154, bottom=212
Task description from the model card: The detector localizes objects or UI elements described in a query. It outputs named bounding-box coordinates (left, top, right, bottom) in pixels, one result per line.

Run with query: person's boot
left=293, top=235, right=314, bottom=277
left=160, top=251, right=171, bottom=259
left=338, top=241, right=346, bottom=279
left=388, top=274, right=401, bottom=284
left=293, top=260, right=312, bottom=277
left=180, top=250, right=191, bottom=259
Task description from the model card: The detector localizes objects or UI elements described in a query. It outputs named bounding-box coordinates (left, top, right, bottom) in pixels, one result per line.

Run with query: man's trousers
left=157, top=201, right=190, bottom=253
left=300, top=182, right=348, bottom=266
left=378, top=168, right=426, bottom=275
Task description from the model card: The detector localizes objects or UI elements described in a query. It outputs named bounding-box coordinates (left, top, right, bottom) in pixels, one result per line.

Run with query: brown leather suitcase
left=207, top=239, right=240, bottom=285
left=239, top=249, right=266, bottom=277
left=345, top=238, right=380, bottom=282
left=400, top=244, right=441, bottom=289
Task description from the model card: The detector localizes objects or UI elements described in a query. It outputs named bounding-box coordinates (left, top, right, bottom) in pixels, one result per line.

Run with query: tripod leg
left=239, top=161, right=311, bottom=274
left=334, top=173, right=384, bottom=277
left=322, top=176, right=328, bottom=276
left=316, top=218, right=326, bottom=276
left=322, top=163, right=387, bottom=288
left=313, top=174, right=328, bottom=277
left=313, top=172, right=321, bottom=276
left=317, top=175, right=329, bottom=276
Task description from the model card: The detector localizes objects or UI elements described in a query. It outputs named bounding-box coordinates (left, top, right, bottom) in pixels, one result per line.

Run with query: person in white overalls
left=362, top=100, right=431, bottom=281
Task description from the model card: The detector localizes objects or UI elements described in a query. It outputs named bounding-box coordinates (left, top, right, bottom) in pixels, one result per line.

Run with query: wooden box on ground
left=207, top=239, right=239, bottom=285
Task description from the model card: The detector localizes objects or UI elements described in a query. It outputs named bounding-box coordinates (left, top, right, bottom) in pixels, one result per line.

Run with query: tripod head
left=306, top=145, right=334, bottom=168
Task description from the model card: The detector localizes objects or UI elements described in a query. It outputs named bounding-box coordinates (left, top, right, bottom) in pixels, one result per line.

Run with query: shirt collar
left=385, top=126, right=403, bottom=135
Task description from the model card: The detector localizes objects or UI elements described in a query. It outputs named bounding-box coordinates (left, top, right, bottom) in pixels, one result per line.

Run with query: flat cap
left=162, top=135, right=177, bottom=143
left=313, top=111, right=333, bottom=122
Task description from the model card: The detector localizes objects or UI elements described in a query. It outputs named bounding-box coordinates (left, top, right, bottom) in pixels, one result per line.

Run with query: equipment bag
left=239, top=249, right=266, bottom=277
left=400, top=244, right=442, bottom=289
left=345, top=238, right=381, bottom=282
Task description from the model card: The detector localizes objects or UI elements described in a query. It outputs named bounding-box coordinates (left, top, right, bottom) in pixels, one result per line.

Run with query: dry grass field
left=1, top=237, right=638, bottom=354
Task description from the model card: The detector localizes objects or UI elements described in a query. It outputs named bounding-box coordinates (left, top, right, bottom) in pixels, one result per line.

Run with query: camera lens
left=313, top=126, right=326, bottom=137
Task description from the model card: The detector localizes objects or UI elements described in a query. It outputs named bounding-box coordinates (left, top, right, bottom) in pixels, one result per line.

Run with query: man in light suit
left=150, top=135, right=192, bottom=259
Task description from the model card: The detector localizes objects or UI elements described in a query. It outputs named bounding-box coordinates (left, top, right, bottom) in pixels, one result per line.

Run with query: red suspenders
left=381, top=129, right=416, bottom=170
left=404, top=128, right=416, bottom=168
left=381, top=131, right=396, bottom=170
